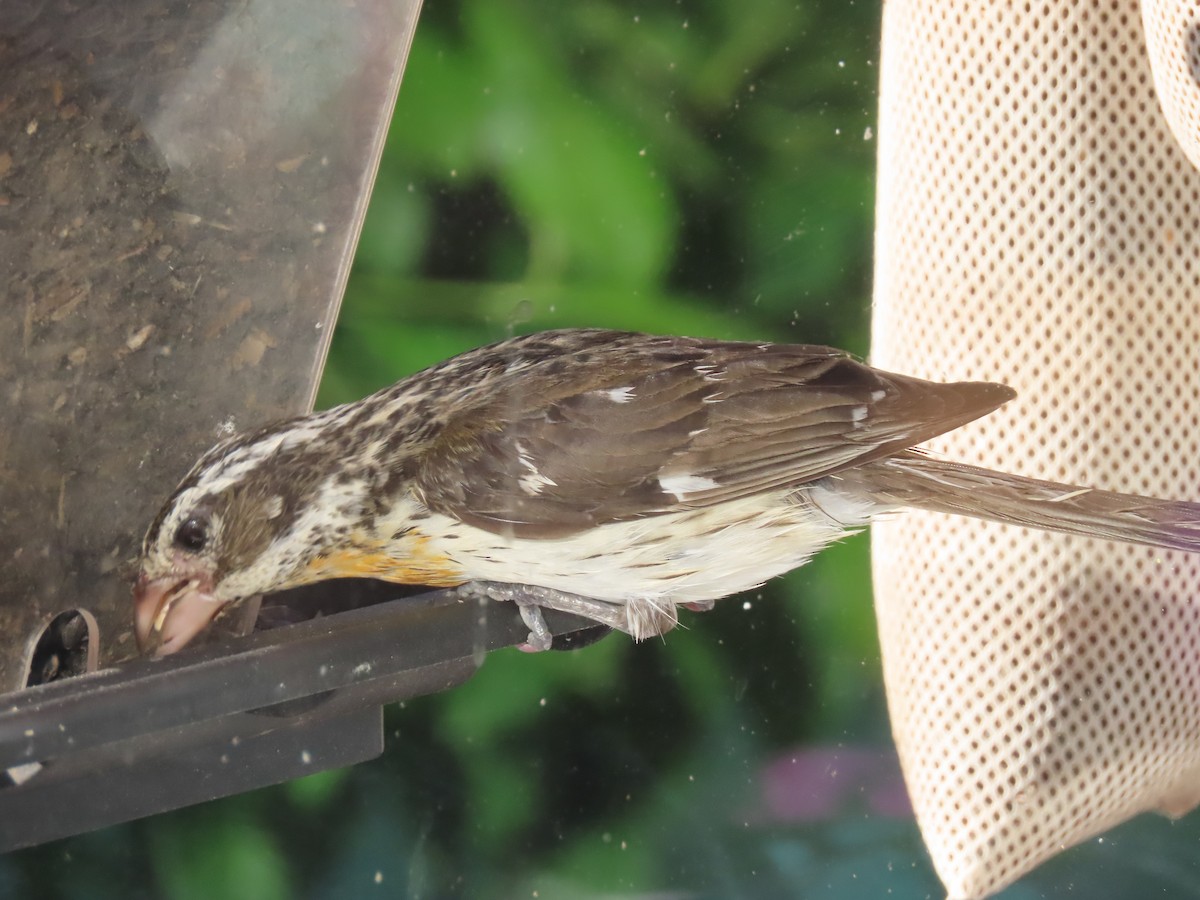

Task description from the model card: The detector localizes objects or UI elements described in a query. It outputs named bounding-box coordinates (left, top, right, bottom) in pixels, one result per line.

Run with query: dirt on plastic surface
left=0, top=1, right=410, bottom=690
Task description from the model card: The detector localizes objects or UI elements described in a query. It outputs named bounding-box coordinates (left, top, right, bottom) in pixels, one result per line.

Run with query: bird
left=134, top=328, right=1200, bottom=655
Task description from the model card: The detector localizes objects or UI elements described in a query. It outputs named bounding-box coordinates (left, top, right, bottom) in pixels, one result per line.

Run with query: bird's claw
left=517, top=604, right=553, bottom=652
left=455, top=581, right=627, bottom=651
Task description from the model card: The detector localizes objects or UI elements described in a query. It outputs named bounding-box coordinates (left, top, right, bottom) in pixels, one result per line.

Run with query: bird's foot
left=455, top=582, right=655, bottom=651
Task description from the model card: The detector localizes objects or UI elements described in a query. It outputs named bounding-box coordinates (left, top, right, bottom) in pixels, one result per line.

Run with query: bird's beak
left=134, top=572, right=224, bottom=656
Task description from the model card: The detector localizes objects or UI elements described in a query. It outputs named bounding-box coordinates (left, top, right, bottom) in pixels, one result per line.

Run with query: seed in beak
left=153, top=579, right=199, bottom=633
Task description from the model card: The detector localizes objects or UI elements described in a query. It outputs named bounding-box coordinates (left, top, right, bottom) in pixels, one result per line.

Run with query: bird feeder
left=0, top=0, right=599, bottom=851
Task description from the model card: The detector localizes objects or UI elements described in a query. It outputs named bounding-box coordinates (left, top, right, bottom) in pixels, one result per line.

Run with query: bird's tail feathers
left=835, top=453, right=1200, bottom=553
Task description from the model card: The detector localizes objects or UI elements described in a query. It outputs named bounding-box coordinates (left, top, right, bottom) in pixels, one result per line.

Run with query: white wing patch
left=515, top=441, right=557, bottom=495
left=518, top=471, right=558, bottom=495
left=659, top=473, right=719, bottom=501
left=603, top=386, right=636, bottom=403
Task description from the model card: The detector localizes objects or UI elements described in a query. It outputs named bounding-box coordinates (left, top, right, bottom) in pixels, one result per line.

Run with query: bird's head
left=134, top=488, right=229, bottom=657
left=134, top=421, right=342, bottom=655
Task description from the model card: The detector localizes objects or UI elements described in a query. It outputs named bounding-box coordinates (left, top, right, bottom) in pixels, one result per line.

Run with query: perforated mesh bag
left=871, top=1, right=1200, bottom=896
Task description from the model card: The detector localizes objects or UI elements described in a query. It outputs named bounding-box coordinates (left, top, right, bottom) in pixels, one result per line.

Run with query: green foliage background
left=15, top=0, right=1200, bottom=897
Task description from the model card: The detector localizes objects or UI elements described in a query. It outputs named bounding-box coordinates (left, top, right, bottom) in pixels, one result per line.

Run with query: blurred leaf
left=438, top=637, right=625, bottom=743
left=149, top=805, right=291, bottom=900
left=308, top=804, right=418, bottom=900
left=466, top=2, right=676, bottom=285
left=336, top=275, right=778, bottom=338
left=744, top=157, right=874, bottom=321
left=352, top=166, right=430, bottom=277
left=383, top=28, right=490, bottom=178
left=689, top=0, right=814, bottom=111
left=787, top=534, right=884, bottom=736
left=287, top=768, right=350, bottom=813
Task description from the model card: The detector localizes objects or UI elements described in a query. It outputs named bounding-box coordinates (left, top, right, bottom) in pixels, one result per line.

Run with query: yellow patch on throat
left=304, top=531, right=464, bottom=587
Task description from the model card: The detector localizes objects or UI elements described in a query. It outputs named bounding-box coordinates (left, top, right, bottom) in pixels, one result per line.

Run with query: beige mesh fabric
left=1143, top=1, right=1200, bottom=170
left=871, top=2, right=1200, bottom=897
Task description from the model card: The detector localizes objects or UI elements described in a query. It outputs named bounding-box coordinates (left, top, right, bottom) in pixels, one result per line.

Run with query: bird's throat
left=302, top=530, right=465, bottom=588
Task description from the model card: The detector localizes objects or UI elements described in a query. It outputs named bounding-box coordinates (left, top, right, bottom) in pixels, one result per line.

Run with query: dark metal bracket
left=0, top=586, right=603, bottom=852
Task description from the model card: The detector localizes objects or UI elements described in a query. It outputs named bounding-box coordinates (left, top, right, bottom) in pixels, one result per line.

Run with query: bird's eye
left=173, top=516, right=210, bottom=552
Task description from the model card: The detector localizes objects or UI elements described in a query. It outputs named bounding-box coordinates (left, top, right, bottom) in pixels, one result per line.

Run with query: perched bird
left=134, top=329, right=1200, bottom=655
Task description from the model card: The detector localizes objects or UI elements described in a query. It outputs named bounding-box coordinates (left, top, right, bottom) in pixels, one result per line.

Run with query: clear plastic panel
left=0, top=0, right=422, bottom=691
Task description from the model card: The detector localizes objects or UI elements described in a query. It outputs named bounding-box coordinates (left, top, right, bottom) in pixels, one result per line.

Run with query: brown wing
left=412, top=331, right=1014, bottom=538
